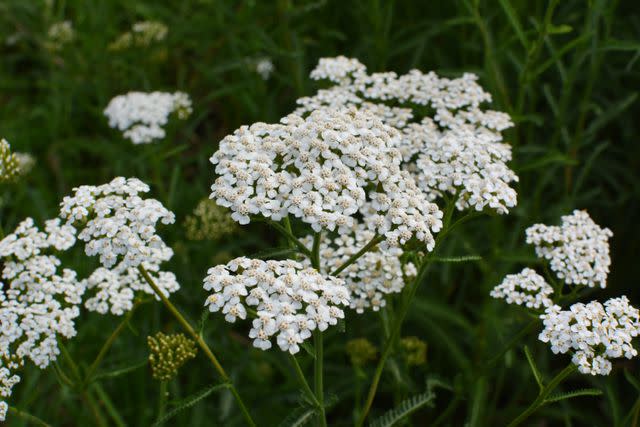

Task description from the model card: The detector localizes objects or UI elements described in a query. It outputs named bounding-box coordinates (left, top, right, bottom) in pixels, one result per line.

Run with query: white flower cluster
left=302, top=222, right=416, bottom=313
left=211, top=108, right=443, bottom=250
left=253, top=57, right=274, bottom=80
left=45, top=20, right=74, bottom=51
left=203, top=257, right=349, bottom=354
left=539, top=297, right=640, bottom=375
left=60, top=177, right=179, bottom=315
left=490, top=268, right=553, bottom=309
left=109, top=20, right=168, bottom=51
left=296, top=56, right=518, bottom=214
left=104, top=91, right=192, bottom=144
left=0, top=218, right=84, bottom=420
left=526, top=210, right=612, bottom=288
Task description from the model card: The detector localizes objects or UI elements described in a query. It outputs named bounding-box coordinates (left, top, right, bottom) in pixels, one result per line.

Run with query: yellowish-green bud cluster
left=147, top=332, right=197, bottom=381
left=400, top=336, right=427, bottom=366
left=109, top=21, right=168, bottom=51
left=346, top=338, right=377, bottom=367
left=0, top=139, right=21, bottom=183
left=184, top=198, right=238, bottom=241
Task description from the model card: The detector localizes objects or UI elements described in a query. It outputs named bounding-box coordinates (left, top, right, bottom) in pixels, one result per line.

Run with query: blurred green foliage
left=0, top=0, right=639, bottom=425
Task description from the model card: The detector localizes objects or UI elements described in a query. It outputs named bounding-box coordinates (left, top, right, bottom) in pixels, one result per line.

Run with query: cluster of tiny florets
left=109, top=20, right=168, bottom=51
left=526, top=210, right=612, bottom=288
left=59, top=177, right=179, bottom=314
left=345, top=338, right=377, bottom=367
left=252, top=57, right=274, bottom=80
left=203, top=257, right=349, bottom=354
left=539, top=296, right=640, bottom=375
left=302, top=222, right=416, bottom=313
left=0, top=218, right=85, bottom=419
left=297, top=57, right=518, bottom=214
left=45, top=21, right=74, bottom=51
left=400, top=336, right=428, bottom=366
left=490, top=268, right=553, bottom=309
left=210, top=108, right=443, bottom=250
left=184, top=198, right=238, bottom=241
left=0, top=139, right=21, bottom=183
left=104, top=91, right=192, bottom=144
left=147, top=332, right=197, bottom=381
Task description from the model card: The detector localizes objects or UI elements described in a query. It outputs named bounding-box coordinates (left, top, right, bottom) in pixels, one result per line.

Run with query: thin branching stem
left=137, top=265, right=257, bottom=427
left=310, top=232, right=327, bottom=427
left=330, top=234, right=384, bottom=277
left=289, top=354, right=320, bottom=408
left=507, top=363, right=577, bottom=427
left=7, top=406, right=53, bottom=427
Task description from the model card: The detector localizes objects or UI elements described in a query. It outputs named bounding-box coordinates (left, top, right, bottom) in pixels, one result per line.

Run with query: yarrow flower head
left=184, top=198, right=238, bottom=241
left=203, top=257, right=349, bottom=354
left=210, top=108, right=443, bottom=250
left=0, top=139, right=21, bottom=183
left=59, top=177, right=179, bottom=315
left=526, top=210, right=612, bottom=288
left=0, top=218, right=84, bottom=419
left=147, top=332, right=197, bottom=381
left=109, top=20, right=168, bottom=51
left=296, top=56, right=518, bottom=214
left=302, top=222, right=416, bottom=313
left=104, top=91, right=192, bottom=144
left=539, top=296, right=640, bottom=375
left=253, top=57, right=274, bottom=80
left=45, top=20, right=74, bottom=51
left=490, top=268, right=553, bottom=310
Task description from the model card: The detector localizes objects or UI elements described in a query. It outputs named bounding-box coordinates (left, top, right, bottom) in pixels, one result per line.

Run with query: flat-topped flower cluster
left=526, top=210, right=612, bottom=288
left=60, top=177, right=179, bottom=315
left=296, top=56, right=518, bottom=214
left=203, top=258, right=349, bottom=354
left=210, top=108, right=443, bottom=250
left=540, top=297, right=640, bottom=375
left=492, top=211, right=639, bottom=375
left=104, top=91, right=192, bottom=144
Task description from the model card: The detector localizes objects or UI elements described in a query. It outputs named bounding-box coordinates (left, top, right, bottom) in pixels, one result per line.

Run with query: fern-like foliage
left=277, top=406, right=317, bottom=427
left=369, top=390, right=436, bottom=427
left=545, top=388, right=603, bottom=403
left=153, top=383, right=230, bottom=426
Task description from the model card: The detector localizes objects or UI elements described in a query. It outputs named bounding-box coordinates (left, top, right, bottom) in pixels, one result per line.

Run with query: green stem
left=92, top=383, right=127, bottom=427
left=265, top=219, right=312, bottom=257
left=289, top=354, right=320, bottom=407
left=356, top=201, right=461, bottom=427
left=137, top=265, right=256, bottom=427
left=7, top=406, right=53, bottom=427
left=330, top=235, right=384, bottom=277
left=310, top=232, right=327, bottom=427
left=314, top=330, right=327, bottom=427
left=486, top=318, right=540, bottom=367
left=507, top=363, right=578, bottom=427
left=83, top=301, right=143, bottom=387
left=157, top=381, right=168, bottom=423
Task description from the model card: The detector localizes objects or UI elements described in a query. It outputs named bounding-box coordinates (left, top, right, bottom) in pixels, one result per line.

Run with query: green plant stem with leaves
left=138, top=265, right=257, bottom=427
left=7, top=406, right=53, bottom=427
left=507, top=363, right=577, bottom=426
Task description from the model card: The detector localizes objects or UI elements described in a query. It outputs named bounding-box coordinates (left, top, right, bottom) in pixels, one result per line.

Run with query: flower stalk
left=138, top=264, right=256, bottom=427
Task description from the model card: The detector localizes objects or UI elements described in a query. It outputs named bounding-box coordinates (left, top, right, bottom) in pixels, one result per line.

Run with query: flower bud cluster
left=302, top=221, right=416, bottom=313
left=203, top=257, right=349, bottom=354
left=296, top=56, right=518, bottom=214
left=104, top=91, right=192, bottom=144
left=211, top=108, right=442, bottom=250
left=147, top=332, right=197, bottom=381
left=539, top=297, right=640, bottom=375
left=526, top=210, right=612, bottom=288
left=109, top=21, right=168, bottom=51
left=0, top=139, right=20, bottom=183
left=60, top=177, right=179, bottom=315
left=184, top=198, right=238, bottom=241
left=400, top=336, right=428, bottom=366
left=345, top=338, right=377, bottom=367
left=45, top=21, right=74, bottom=51
left=490, top=268, right=553, bottom=309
